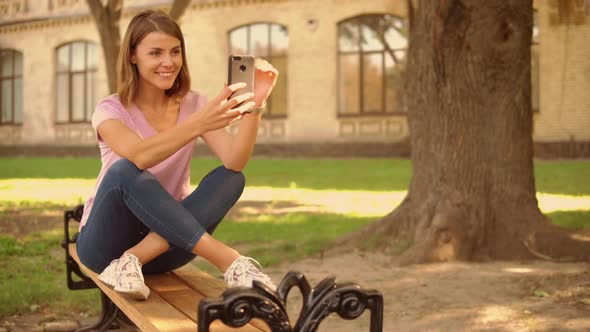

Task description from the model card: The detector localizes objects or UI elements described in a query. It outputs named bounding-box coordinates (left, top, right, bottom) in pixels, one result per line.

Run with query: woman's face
left=131, top=31, right=182, bottom=92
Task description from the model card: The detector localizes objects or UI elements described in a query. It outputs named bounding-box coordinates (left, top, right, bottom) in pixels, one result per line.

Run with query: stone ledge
left=0, top=141, right=588, bottom=159
left=0, top=142, right=411, bottom=158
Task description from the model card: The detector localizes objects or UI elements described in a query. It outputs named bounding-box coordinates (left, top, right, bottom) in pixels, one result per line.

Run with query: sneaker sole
left=115, top=285, right=150, bottom=301
left=97, top=274, right=116, bottom=288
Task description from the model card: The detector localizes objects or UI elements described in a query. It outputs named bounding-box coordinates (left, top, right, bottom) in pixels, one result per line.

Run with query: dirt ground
left=2, top=208, right=590, bottom=331
left=266, top=253, right=590, bottom=332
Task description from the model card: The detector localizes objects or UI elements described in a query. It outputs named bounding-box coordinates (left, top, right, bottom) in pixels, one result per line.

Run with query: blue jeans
left=76, top=159, right=245, bottom=274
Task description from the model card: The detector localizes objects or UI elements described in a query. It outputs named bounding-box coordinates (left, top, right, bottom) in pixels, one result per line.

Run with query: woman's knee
left=218, top=166, right=245, bottom=193
left=207, top=166, right=245, bottom=192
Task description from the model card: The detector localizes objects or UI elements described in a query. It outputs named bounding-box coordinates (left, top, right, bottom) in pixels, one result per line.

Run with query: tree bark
left=341, top=0, right=590, bottom=264
left=87, top=0, right=122, bottom=94
left=169, top=0, right=191, bottom=22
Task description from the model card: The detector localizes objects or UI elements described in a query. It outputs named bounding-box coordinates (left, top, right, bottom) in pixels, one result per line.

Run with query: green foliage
left=0, top=232, right=99, bottom=317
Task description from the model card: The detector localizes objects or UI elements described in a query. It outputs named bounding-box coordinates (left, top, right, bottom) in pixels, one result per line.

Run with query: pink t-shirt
left=79, top=91, right=207, bottom=229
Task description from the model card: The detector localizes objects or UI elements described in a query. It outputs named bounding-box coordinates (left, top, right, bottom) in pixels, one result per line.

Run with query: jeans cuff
left=185, top=229, right=206, bottom=251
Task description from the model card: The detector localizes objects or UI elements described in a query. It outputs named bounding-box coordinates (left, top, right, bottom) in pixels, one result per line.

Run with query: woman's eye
left=150, top=51, right=160, bottom=56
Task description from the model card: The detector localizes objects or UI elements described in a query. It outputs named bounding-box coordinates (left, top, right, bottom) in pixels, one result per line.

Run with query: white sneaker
left=224, top=256, right=277, bottom=291
left=113, top=253, right=150, bottom=300
left=98, top=258, right=119, bottom=288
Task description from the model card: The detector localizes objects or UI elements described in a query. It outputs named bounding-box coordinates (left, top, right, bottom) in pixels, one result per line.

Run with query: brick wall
left=0, top=0, right=588, bottom=150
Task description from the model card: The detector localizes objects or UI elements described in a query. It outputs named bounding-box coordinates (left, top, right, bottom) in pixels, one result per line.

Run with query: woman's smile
left=156, top=71, right=176, bottom=78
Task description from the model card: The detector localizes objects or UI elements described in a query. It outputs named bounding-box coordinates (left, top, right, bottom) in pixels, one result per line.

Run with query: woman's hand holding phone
left=228, top=56, right=279, bottom=112
left=191, top=82, right=255, bottom=134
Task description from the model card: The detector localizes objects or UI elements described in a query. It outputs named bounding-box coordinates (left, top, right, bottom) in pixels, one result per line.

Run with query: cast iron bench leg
left=75, top=293, right=118, bottom=332
left=63, top=205, right=136, bottom=331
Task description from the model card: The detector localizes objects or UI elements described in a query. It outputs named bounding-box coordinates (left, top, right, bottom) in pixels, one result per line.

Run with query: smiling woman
left=117, top=11, right=190, bottom=108
left=71, top=9, right=280, bottom=301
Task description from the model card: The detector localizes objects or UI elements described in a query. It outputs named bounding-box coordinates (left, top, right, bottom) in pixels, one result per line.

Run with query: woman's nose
left=161, top=54, right=174, bottom=67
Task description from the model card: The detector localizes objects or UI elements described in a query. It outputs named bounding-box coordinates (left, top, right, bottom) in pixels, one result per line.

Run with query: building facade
left=0, top=0, right=588, bottom=153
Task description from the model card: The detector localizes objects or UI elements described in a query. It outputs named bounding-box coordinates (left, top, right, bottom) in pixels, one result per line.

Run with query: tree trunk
left=169, top=0, right=191, bottom=22
left=341, top=0, right=590, bottom=264
left=87, top=0, right=122, bottom=94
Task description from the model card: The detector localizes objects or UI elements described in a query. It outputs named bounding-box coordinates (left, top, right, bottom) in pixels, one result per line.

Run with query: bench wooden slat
left=70, top=244, right=196, bottom=332
left=172, top=264, right=226, bottom=298
left=69, top=244, right=270, bottom=332
left=147, top=274, right=262, bottom=332
left=172, top=265, right=271, bottom=332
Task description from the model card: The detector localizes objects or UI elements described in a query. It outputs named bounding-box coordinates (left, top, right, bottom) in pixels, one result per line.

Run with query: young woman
left=76, top=9, right=278, bottom=300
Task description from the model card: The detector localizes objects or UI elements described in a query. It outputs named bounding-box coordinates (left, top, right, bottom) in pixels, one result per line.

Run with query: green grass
left=0, top=157, right=413, bottom=190
left=546, top=210, right=590, bottom=229
left=534, top=161, right=590, bottom=196
left=0, top=157, right=588, bottom=195
left=215, top=214, right=374, bottom=266
left=238, top=158, right=413, bottom=191
left=0, top=157, right=589, bottom=317
left=0, top=231, right=100, bottom=317
left=0, top=157, right=101, bottom=179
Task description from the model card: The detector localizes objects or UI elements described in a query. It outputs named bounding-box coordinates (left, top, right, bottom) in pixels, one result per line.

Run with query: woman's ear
left=130, top=53, right=137, bottom=64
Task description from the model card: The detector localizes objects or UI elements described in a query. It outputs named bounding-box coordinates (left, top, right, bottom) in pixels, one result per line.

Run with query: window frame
left=0, top=49, right=23, bottom=126
left=228, top=22, right=288, bottom=119
left=337, top=14, right=408, bottom=117
left=55, top=40, right=98, bottom=124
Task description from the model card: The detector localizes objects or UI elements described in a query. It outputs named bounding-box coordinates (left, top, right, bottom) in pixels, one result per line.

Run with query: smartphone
left=227, top=55, right=255, bottom=110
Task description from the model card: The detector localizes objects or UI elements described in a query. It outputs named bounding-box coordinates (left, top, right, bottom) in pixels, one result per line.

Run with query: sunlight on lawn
left=0, top=179, right=95, bottom=206
left=0, top=179, right=588, bottom=217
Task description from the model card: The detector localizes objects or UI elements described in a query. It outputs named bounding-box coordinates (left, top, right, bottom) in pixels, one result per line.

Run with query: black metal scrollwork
left=198, top=284, right=292, bottom=332
left=198, top=271, right=383, bottom=332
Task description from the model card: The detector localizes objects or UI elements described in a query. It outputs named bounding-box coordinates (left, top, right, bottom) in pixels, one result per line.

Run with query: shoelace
left=226, top=256, right=274, bottom=286
left=118, top=255, right=144, bottom=283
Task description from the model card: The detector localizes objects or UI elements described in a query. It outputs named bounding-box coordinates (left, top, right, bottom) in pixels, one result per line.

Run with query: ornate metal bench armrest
left=198, top=271, right=383, bottom=332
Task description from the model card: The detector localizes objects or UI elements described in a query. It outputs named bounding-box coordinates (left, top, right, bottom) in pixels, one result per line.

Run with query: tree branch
left=107, top=0, right=123, bottom=21
left=86, top=0, right=105, bottom=22
left=169, top=0, right=191, bottom=22
left=86, top=0, right=122, bottom=94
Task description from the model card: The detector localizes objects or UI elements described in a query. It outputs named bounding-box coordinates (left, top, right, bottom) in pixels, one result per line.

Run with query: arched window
left=0, top=49, right=23, bottom=125
left=337, top=14, right=407, bottom=115
left=55, top=41, right=98, bottom=123
left=228, top=23, right=288, bottom=117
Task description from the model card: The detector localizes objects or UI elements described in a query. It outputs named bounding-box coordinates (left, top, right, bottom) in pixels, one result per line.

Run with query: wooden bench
left=62, top=205, right=384, bottom=331
left=63, top=205, right=268, bottom=331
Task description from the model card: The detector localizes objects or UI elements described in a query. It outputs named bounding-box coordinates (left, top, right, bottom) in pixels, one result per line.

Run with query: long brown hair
left=117, top=10, right=191, bottom=107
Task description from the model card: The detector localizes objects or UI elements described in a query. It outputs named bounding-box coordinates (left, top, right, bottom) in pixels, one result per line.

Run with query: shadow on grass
left=0, top=201, right=71, bottom=237
left=0, top=198, right=375, bottom=317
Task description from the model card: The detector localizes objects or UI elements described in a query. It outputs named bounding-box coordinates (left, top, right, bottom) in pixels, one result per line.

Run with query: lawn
left=0, top=157, right=589, bottom=317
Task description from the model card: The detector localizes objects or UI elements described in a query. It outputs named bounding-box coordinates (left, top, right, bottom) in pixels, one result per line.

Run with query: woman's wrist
left=251, top=101, right=267, bottom=114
